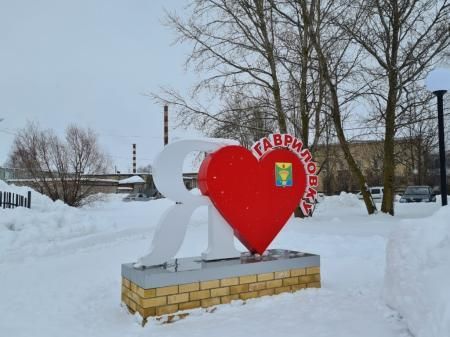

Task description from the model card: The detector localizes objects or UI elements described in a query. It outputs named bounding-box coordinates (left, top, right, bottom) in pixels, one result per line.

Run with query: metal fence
left=0, top=190, right=31, bottom=209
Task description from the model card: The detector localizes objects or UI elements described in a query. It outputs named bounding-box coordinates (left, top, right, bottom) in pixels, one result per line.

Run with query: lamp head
left=426, top=68, right=450, bottom=93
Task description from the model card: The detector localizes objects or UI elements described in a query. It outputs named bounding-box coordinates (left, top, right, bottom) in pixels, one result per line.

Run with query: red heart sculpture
left=198, top=145, right=307, bottom=254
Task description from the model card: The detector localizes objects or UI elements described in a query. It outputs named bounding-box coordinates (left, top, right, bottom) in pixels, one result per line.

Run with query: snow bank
left=0, top=180, right=172, bottom=260
left=0, top=179, right=57, bottom=211
left=314, top=192, right=365, bottom=217
left=323, top=192, right=361, bottom=207
left=384, top=206, right=450, bottom=337
left=0, top=181, right=96, bottom=256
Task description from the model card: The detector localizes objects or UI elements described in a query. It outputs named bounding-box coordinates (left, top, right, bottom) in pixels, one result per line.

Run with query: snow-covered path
left=0, top=190, right=440, bottom=337
left=0, top=226, right=407, bottom=337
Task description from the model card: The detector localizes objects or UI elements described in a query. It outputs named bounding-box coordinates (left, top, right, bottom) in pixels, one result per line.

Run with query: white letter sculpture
left=136, top=139, right=241, bottom=268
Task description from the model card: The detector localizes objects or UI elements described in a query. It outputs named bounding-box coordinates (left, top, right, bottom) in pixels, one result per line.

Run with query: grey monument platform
left=122, top=249, right=320, bottom=289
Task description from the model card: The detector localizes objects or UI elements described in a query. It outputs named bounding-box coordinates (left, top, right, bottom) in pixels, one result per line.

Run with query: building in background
left=314, top=137, right=448, bottom=195
left=426, top=150, right=450, bottom=190
left=0, top=167, right=14, bottom=181
left=2, top=167, right=199, bottom=201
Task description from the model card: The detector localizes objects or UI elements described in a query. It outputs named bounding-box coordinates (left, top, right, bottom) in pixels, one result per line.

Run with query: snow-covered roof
left=118, top=176, right=145, bottom=185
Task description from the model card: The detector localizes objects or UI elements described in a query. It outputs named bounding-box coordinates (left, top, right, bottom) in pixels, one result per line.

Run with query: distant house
left=83, top=172, right=199, bottom=196
left=3, top=152, right=204, bottom=201
left=7, top=176, right=120, bottom=195
left=82, top=173, right=157, bottom=196
left=4, top=168, right=199, bottom=201
left=117, top=175, right=145, bottom=194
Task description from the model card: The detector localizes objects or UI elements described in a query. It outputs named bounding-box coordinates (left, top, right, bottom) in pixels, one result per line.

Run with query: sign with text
left=137, top=134, right=318, bottom=267
left=199, top=134, right=318, bottom=254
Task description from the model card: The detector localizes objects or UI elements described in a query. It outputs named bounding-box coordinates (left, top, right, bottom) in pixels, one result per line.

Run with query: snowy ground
left=0, top=182, right=446, bottom=337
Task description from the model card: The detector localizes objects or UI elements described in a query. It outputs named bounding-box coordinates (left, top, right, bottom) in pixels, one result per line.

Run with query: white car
left=357, top=186, right=384, bottom=201
left=122, top=193, right=151, bottom=202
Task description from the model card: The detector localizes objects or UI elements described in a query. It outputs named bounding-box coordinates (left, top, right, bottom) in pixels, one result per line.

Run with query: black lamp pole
left=434, top=90, right=448, bottom=206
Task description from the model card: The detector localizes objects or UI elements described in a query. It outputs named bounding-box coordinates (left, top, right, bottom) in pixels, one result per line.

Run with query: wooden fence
left=0, top=190, right=31, bottom=209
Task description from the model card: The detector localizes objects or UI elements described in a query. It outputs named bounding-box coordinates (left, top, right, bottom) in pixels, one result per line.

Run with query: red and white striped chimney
left=164, top=104, right=169, bottom=146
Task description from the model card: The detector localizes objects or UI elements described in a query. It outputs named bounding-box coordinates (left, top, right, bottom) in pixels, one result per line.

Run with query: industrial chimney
left=132, top=143, right=137, bottom=174
left=164, top=104, right=169, bottom=146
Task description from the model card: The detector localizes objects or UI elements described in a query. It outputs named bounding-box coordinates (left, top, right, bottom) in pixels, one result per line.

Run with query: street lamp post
left=426, top=68, right=450, bottom=206
left=435, top=90, right=448, bottom=206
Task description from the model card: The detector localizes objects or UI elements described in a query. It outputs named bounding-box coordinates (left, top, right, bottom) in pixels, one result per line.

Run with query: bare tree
left=295, top=0, right=377, bottom=214
left=155, top=0, right=328, bottom=150
left=153, top=0, right=449, bottom=218
left=270, top=0, right=326, bottom=149
left=157, top=0, right=289, bottom=133
left=137, top=164, right=152, bottom=174
left=9, top=123, right=110, bottom=206
left=339, top=0, right=450, bottom=215
left=154, top=0, right=375, bottom=213
left=207, top=93, right=276, bottom=147
left=396, top=89, right=440, bottom=185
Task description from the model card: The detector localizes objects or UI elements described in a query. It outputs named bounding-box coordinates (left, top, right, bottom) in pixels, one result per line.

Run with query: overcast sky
left=0, top=0, right=199, bottom=172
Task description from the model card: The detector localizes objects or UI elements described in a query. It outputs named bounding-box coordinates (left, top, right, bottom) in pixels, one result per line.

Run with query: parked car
left=357, top=186, right=384, bottom=201
left=123, top=193, right=151, bottom=202
left=399, top=186, right=436, bottom=203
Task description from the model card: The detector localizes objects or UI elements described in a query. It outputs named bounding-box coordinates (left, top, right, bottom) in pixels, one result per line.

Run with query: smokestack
left=132, top=143, right=137, bottom=174
left=164, top=104, right=169, bottom=146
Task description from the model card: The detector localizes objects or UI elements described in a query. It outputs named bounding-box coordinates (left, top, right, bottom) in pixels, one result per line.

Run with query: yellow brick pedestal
left=122, top=266, right=321, bottom=321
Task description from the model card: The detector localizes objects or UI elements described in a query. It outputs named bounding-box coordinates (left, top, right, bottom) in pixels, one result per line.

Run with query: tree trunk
left=254, top=0, right=287, bottom=133
left=381, top=103, right=396, bottom=215
left=300, top=0, right=376, bottom=214
left=299, top=19, right=310, bottom=145
left=330, top=85, right=377, bottom=214
left=381, top=3, right=400, bottom=216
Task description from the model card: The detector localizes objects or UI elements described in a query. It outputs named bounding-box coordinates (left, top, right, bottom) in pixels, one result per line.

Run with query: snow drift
left=0, top=180, right=172, bottom=260
left=0, top=180, right=97, bottom=256
left=384, top=205, right=450, bottom=337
